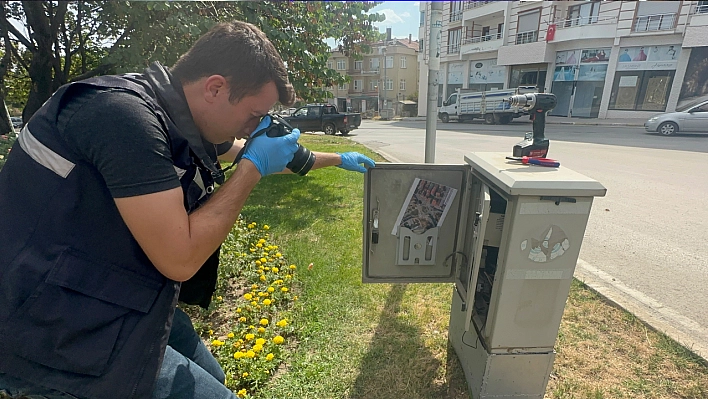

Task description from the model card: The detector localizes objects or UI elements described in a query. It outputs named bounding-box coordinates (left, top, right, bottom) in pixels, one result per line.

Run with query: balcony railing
left=447, top=43, right=461, bottom=54
left=695, top=3, right=708, bottom=14
left=463, top=0, right=493, bottom=10
left=462, top=32, right=503, bottom=45
left=515, top=30, right=538, bottom=45
left=450, top=10, right=463, bottom=22
left=633, top=13, right=677, bottom=32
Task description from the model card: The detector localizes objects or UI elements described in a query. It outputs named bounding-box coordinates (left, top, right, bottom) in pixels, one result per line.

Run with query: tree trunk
left=22, top=1, right=57, bottom=122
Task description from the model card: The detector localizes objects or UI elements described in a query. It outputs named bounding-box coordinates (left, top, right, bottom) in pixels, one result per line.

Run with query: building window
left=369, top=58, right=379, bottom=70
left=327, top=61, right=333, bottom=69
left=634, top=1, right=679, bottom=32
left=370, top=81, right=377, bottom=91
left=509, top=64, right=547, bottom=90
left=447, top=28, right=462, bottom=53
left=338, top=83, right=348, bottom=90
left=385, top=79, right=393, bottom=91
left=354, top=80, right=362, bottom=91
left=400, top=56, right=407, bottom=69
left=399, top=79, right=406, bottom=91
left=450, top=1, right=463, bottom=22
left=609, top=70, right=674, bottom=111
left=516, top=9, right=540, bottom=44
left=386, top=56, right=394, bottom=69
left=336, top=60, right=346, bottom=70
left=698, top=1, right=708, bottom=14
left=566, top=1, right=600, bottom=27
left=354, top=61, right=362, bottom=70
left=420, top=11, right=426, bottom=26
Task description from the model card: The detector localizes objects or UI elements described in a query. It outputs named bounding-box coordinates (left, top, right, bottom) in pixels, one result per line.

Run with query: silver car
left=644, top=99, right=708, bottom=136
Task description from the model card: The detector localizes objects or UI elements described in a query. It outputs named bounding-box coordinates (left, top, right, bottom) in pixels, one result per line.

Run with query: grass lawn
left=191, top=134, right=708, bottom=399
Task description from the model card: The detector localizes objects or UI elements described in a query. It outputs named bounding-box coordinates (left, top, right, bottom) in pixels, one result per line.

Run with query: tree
left=0, top=1, right=384, bottom=132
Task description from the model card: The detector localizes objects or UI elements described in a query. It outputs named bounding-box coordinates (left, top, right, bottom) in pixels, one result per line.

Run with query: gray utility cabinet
left=362, top=152, right=606, bottom=398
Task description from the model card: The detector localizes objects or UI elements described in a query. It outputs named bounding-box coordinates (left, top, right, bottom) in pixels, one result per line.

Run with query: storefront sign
left=619, top=75, right=638, bottom=87
left=616, top=45, right=680, bottom=71
left=469, top=59, right=506, bottom=84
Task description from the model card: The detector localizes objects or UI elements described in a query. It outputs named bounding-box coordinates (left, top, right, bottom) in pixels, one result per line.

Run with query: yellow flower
left=239, top=316, right=246, bottom=323
left=249, top=248, right=256, bottom=253
left=285, top=274, right=292, bottom=279
left=236, top=308, right=241, bottom=313
left=234, top=352, right=244, bottom=359
left=257, top=327, right=266, bottom=333
left=259, top=275, right=266, bottom=282
left=216, top=296, right=223, bottom=301
left=245, top=333, right=255, bottom=341
left=244, top=293, right=252, bottom=300
left=276, top=252, right=282, bottom=258
left=255, top=260, right=261, bottom=266
left=276, top=319, right=288, bottom=328
left=211, top=340, right=224, bottom=347
left=293, top=295, right=298, bottom=301
left=251, top=300, right=258, bottom=306
left=258, top=239, right=266, bottom=244
left=271, top=267, right=279, bottom=273
left=263, top=299, right=271, bottom=306
left=273, top=335, right=284, bottom=345
left=251, top=284, right=259, bottom=290
left=242, top=372, right=249, bottom=378
left=266, top=353, right=275, bottom=361
left=289, top=264, right=297, bottom=270
left=227, top=332, right=235, bottom=339
left=281, top=287, right=289, bottom=292
left=208, top=329, right=214, bottom=336
left=255, top=338, right=266, bottom=346
left=275, top=279, right=283, bottom=285
left=256, top=243, right=263, bottom=248
left=267, top=287, right=275, bottom=293
left=253, top=344, right=263, bottom=352
left=260, top=257, right=267, bottom=263
left=246, top=350, right=256, bottom=358
left=263, top=225, right=270, bottom=230
left=237, top=388, right=247, bottom=398
left=260, top=318, right=269, bottom=326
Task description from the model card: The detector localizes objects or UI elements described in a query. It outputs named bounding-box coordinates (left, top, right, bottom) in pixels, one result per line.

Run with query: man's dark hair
left=171, top=21, right=296, bottom=106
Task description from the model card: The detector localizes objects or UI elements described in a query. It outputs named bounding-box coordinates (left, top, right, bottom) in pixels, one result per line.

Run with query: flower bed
left=0, top=130, right=16, bottom=171
left=182, top=218, right=300, bottom=399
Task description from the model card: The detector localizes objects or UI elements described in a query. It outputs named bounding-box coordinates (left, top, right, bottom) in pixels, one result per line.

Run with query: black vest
left=0, top=64, right=220, bottom=398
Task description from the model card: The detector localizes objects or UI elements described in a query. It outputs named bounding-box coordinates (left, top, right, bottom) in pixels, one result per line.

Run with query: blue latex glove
left=243, top=115, right=300, bottom=176
left=337, top=152, right=375, bottom=173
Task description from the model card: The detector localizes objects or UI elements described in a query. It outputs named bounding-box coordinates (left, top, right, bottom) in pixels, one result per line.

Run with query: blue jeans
left=0, top=308, right=234, bottom=399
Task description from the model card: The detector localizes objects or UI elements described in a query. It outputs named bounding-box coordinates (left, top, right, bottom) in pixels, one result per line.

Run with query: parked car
left=281, top=104, right=361, bottom=135
left=644, top=99, right=708, bottom=136
left=10, top=117, right=22, bottom=129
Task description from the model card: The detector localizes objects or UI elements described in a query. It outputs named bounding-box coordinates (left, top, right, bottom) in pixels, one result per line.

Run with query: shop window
left=509, top=65, right=547, bottom=91
left=609, top=71, right=675, bottom=111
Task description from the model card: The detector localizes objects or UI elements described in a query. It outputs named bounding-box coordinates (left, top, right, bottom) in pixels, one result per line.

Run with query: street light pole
left=382, top=47, right=387, bottom=110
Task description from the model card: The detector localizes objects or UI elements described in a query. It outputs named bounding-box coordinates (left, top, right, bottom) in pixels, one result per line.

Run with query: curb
left=386, top=118, right=644, bottom=127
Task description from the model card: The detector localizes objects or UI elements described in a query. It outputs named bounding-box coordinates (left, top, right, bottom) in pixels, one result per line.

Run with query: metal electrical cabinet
left=362, top=152, right=606, bottom=399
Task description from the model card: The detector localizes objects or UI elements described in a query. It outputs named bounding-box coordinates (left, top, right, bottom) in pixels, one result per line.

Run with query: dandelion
left=255, top=338, right=266, bottom=345
left=239, top=316, right=246, bottom=323
left=227, top=332, right=235, bottom=339
left=259, top=275, right=266, bottom=282
left=237, top=388, right=247, bottom=398
left=211, top=340, right=224, bottom=347
left=236, top=308, right=242, bottom=313
left=273, top=335, right=284, bottom=345
left=242, top=372, right=249, bottom=378
left=294, top=295, right=299, bottom=301
left=255, top=260, right=261, bottom=266
left=244, top=293, right=252, bottom=300
left=245, top=333, right=255, bottom=341
left=256, top=243, right=263, bottom=248
left=246, top=350, right=256, bottom=358
left=234, top=352, right=244, bottom=359
left=276, top=252, right=282, bottom=258
left=260, top=318, right=269, bottom=326
left=263, top=299, right=271, bottom=306
left=251, top=300, right=258, bottom=306
left=271, top=267, right=279, bottom=273
left=263, top=225, right=270, bottom=230
left=253, top=344, right=263, bottom=352
left=289, top=264, right=297, bottom=270
left=208, top=329, right=214, bottom=336
left=260, top=257, right=267, bottom=263
left=252, top=284, right=259, bottom=290
left=266, top=353, right=275, bottom=361
left=281, top=287, right=288, bottom=293
left=216, top=296, right=223, bottom=301
left=276, top=319, right=288, bottom=328
left=257, top=327, right=266, bottom=333
left=249, top=248, right=256, bottom=253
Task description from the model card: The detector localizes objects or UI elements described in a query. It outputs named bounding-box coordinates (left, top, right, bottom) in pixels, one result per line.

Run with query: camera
left=250, top=114, right=315, bottom=176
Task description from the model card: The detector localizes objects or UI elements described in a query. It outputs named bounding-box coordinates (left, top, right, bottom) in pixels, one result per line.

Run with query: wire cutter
left=505, top=156, right=560, bottom=167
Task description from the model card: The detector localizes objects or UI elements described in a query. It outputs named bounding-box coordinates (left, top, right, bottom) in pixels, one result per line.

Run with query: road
left=346, top=119, right=708, bottom=360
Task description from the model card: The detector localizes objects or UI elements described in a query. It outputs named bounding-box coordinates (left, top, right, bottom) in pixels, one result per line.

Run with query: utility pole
left=382, top=47, right=387, bottom=110
left=425, top=1, right=442, bottom=163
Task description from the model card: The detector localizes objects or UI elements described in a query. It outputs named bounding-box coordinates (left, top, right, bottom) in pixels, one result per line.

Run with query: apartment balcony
left=461, top=33, right=504, bottom=54
left=548, top=16, right=618, bottom=42
left=348, top=69, right=381, bottom=76
left=515, top=30, right=538, bottom=45
left=462, top=0, right=507, bottom=21
left=633, top=13, right=677, bottom=33
left=688, top=3, right=708, bottom=27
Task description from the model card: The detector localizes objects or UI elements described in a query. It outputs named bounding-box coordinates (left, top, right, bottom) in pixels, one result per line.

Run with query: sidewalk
left=396, top=115, right=646, bottom=127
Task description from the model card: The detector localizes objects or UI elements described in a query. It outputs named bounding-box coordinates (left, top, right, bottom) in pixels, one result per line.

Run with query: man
left=0, top=21, right=374, bottom=399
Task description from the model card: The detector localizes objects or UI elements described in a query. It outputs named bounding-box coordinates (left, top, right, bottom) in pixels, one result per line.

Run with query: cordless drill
left=507, top=93, right=557, bottom=158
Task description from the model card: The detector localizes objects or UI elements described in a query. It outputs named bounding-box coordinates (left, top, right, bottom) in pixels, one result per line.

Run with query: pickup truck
left=282, top=104, right=361, bottom=135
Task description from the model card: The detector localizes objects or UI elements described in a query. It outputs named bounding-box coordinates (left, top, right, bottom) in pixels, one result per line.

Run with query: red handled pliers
left=506, top=156, right=560, bottom=167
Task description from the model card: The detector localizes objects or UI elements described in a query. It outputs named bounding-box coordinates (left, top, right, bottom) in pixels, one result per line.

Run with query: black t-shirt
left=57, top=86, right=182, bottom=198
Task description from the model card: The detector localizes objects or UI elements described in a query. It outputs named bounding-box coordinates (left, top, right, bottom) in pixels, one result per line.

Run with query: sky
left=370, top=1, right=421, bottom=41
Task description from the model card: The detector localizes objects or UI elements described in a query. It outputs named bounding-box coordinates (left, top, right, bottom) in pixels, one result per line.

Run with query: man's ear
left=203, top=75, right=228, bottom=103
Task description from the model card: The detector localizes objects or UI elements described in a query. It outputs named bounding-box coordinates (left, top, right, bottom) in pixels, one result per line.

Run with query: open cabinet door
left=363, top=163, right=469, bottom=283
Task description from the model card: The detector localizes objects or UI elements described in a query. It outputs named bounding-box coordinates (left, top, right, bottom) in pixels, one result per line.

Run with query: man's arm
left=114, top=160, right=261, bottom=282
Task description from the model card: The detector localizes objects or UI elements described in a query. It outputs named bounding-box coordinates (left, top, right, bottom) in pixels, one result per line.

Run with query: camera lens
left=287, top=145, right=315, bottom=176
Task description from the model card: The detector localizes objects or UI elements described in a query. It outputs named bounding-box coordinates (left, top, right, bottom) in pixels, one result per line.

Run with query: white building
left=418, top=0, right=708, bottom=119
